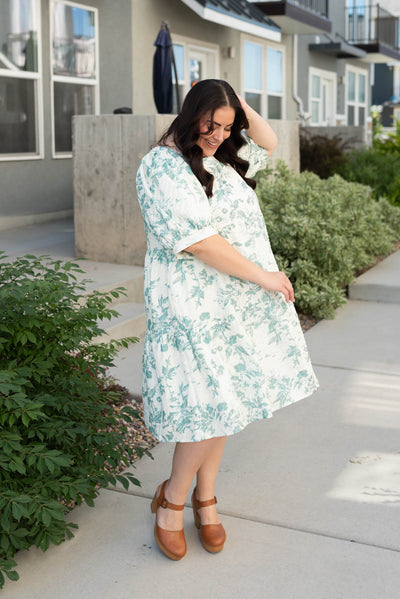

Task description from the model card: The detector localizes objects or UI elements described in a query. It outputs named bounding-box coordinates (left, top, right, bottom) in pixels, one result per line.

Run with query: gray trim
left=189, top=0, right=280, bottom=29
left=0, top=210, right=73, bottom=232
left=309, top=41, right=367, bottom=59
left=354, top=42, right=400, bottom=62
left=255, top=1, right=332, bottom=33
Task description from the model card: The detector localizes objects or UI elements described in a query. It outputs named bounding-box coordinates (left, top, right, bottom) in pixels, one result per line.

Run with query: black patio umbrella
left=153, top=22, right=180, bottom=114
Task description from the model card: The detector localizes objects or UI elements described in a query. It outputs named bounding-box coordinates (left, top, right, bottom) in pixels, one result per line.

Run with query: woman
left=136, top=79, right=318, bottom=561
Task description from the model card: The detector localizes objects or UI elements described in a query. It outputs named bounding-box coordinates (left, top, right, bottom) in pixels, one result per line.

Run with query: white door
left=188, top=47, right=217, bottom=88
left=321, top=78, right=334, bottom=126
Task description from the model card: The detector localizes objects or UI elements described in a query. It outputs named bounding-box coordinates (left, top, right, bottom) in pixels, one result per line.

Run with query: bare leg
left=156, top=436, right=226, bottom=531
left=195, top=436, right=227, bottom=525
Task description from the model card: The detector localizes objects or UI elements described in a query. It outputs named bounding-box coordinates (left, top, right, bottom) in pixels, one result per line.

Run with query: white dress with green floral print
left=136, top=134, right=319, bottom=442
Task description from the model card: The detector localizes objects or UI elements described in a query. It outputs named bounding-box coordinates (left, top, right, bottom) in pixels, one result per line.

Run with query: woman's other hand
left=259, top=271, right=295, bottom=303
left=185, top=234, right=294, bottom=303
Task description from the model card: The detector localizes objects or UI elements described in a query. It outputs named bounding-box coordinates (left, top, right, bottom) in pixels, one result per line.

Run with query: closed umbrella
left=153, top=22, right=180, bottom=114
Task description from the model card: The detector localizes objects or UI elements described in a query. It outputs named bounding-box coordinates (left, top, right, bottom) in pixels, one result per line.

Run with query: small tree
left=0, top=253, right=148, bottom=587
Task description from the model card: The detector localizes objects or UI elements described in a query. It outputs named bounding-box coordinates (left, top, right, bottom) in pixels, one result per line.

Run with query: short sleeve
left=136, top=147, right=218, bottom=254
left=237, top=131, right=269, bottom=178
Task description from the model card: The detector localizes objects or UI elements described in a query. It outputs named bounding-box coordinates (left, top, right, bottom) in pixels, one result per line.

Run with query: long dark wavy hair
left=158, top=79, right=256, bottom=198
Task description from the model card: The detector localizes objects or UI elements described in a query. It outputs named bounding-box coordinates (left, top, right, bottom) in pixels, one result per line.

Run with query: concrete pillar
left=73, top=114, right=174, bottom=266
left=269, top=119, right=300, bottom=173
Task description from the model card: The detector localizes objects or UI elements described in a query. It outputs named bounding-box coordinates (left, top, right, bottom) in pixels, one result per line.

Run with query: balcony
left=346, top=4, right=400, bottom=63
left=252, top=0, right=332, bottom=35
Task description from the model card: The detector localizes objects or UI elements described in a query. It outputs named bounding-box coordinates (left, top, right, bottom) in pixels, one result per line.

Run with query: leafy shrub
left=373, top=117, right=400, bottom=154
left=330, top=115, right=400, bottom=207
left=256, top=163, right=400, bottom=319
left=0, top=254, right=147, bottom=588
left=300, top=130, right=351, bottom=179
left=334, top=146, right=400, bottom=207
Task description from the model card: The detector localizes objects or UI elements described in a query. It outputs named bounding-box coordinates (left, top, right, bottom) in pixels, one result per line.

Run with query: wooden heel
left=191, top=486, right=226, bottom=553
left=192, top=506, right=201, bottom=529
left=150, top=491, right=158, bottom=514
left=151, top=480, right=186, bottom=560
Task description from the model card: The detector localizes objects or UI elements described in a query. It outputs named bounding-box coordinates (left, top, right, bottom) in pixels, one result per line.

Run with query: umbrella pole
left=163, top=21, right=181, bottom=113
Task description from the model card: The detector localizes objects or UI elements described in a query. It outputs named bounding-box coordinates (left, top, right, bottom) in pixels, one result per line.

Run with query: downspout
left=292, top=34, right=306, bottom=125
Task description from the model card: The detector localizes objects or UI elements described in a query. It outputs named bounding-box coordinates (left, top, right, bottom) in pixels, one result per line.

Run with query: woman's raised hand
left=235, top=93, right=278, bottom=156
left=259, top=271, right=295, bottom=303
left=237, top=94, right=249, bottom=114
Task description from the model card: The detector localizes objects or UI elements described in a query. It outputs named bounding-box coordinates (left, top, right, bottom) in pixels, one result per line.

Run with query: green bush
left=299, top=130, right=351, bottom=179
left=334, top=146, right=400, bottom=207
left=0, top=254, right=147, bottom=588
left=256, top=163, right=400, bottom=319
left=330, top=115, right=400, bottom=206
left=373, top=116, right=400, bottom=154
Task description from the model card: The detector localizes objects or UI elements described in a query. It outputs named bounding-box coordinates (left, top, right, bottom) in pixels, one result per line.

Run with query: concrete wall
left=301, top=125, right=368, bottom=148
left=73, top=115, right=299, bottom=266
left=0, top=0, right=132, bottom=228
left=73, top=114, right=173, bottom=266
left=270, top=119, right=300, bottom=171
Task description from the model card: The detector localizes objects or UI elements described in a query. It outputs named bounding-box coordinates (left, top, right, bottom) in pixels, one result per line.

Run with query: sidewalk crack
left=103, top=487, right=400, bottom=554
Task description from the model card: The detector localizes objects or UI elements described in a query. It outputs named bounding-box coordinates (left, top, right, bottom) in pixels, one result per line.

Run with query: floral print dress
left=136, top=134, right=319, bottom=442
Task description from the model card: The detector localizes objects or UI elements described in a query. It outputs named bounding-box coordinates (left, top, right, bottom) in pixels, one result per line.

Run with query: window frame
left=171, top=34, right=219, bottom=111
left=241, top=35, right=286, bottom=120
left=346, top=0, right=371, bottom=44
left=243, top=40, right=263, bottom=115
left=49, top=0, right=100, bottom=159
left=345, top=65, right=368, bottom=127
left=308, top=66, right=337, bottom=126
left=0, top=0, right=44, bottom=162
left=266, top=46, right=284, bottom=120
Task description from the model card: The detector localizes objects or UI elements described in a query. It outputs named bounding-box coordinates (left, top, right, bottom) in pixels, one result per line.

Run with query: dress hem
left=145, top=381, right=319, bottom=443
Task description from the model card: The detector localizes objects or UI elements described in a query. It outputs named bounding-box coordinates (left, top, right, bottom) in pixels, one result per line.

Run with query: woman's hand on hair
left=236, top=93, right=278, bottom=156
left=237, top=94, right=250, bottom=114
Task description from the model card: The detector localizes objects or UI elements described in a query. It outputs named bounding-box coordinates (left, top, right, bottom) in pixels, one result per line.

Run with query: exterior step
left=348, top=250, right=400, bottom=304
left=109, top=341, right=144, bottom=399
left=95, top=302, right=146, bottom=343
left=81, top=268, right=144, bottom=304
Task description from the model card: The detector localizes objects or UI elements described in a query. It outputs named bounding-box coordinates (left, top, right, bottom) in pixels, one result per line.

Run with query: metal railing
left=287, top=0, right=329, bottom=18
left=346, top=4, right=399, bottom=50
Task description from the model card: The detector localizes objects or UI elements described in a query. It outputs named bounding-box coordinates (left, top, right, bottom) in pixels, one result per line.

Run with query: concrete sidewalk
left=2, top=222, right=400, bottom=598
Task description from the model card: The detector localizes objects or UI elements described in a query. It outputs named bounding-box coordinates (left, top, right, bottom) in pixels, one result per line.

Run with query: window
left=266, top=47, right=283, bottom=119
left=310, top=74, right=321, bottom=124
left=171, top=43, right=185, bottom=113
left=172, top=40, right=218, bottom=113
left=347, top=0, right=369, bottom=42
left=346, top=67, right=367, bottom=126
left=50, top=0, right=98, bottom=156
left=308, top=67, right=336, bottom=126
left=244, top=41, right=262, bottom=113
left=0, top=0, right=42, bottom=159
left=243, top=39, right=285, bottom=119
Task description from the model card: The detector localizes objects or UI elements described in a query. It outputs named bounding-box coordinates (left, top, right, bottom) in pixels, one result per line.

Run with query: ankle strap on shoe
left=157, top=480, right=185, bottom=511
left=194, top=495, right=217, bottom=508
